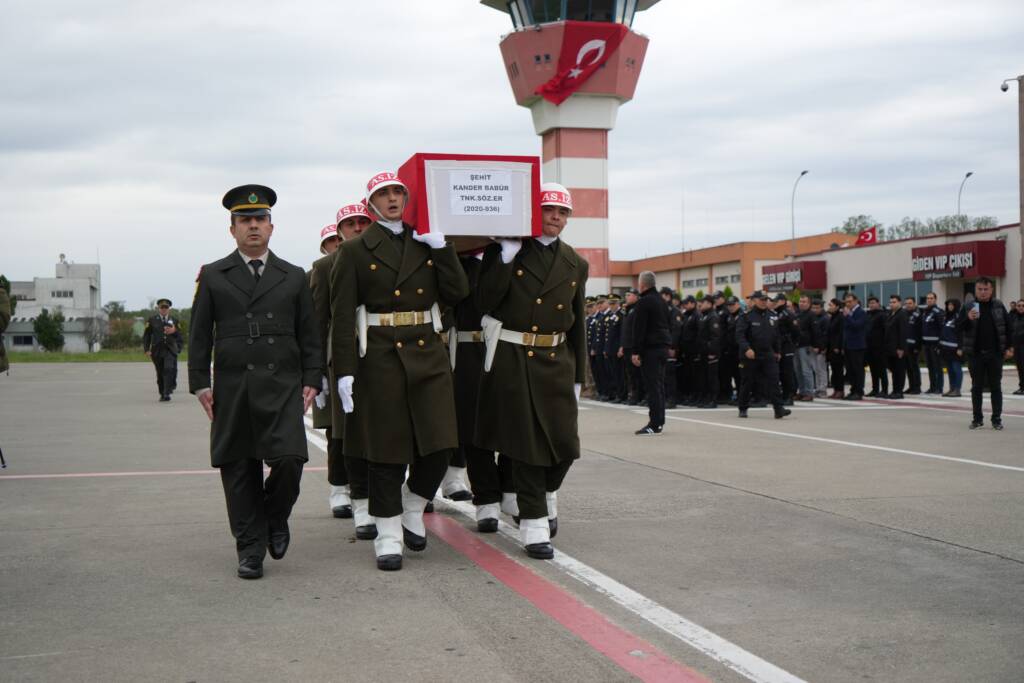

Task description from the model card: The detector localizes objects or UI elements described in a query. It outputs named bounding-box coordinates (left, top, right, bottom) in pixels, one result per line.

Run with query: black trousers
left=589, top=354, right=605, bottom=396
left=465, top=444, right=515, bottom=506
left=1016, top=343, right=1024, bottom=390
left=449, top=446, right=467, bottom=468
left=664, top=358, right=679, bottom=405
left=219, top=456, right=304, bottom=561
left=605, top=354, right=624, bottom=400
left=904, top=346, right=921, bottom=391
left=626, top=361, right=645, bottom=402
left=968, top=352, right=1004, bottom=422
left=844, top=349, right=866, bottom=396
left=779, top=353, right=797, bottom=399
left=923, top=343, right=943, bottom=391
left=344, top=455, right=369, bottom=500
left=718, top=352, right=738, bottom=401
left=640, top=347, right=668, bottom=428
left=828, top=351, right=845, bottom=392
left=325, top=428, right=348, bottom=487
left=511, top=458, right=574, bottom=520
left=868, top=349, right=888, bottom=394
left=151, top=350, right=177, bottom=396
left=367, top=450, right=450, bottom=518
left=887, top=354, right=905, bottom=394
left=737, top=354, right=782, bottom=409
left=703, top=356, right=719, bottom=402
left=680, top=353, right=698, bottom=400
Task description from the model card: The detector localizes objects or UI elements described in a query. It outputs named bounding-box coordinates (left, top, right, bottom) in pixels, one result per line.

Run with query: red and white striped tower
left=481, top=1, right=662, bottom=295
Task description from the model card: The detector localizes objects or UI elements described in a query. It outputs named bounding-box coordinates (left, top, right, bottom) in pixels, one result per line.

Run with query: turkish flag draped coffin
left=398, top=153, right=542, bottom=252
left=536, top=21, right=629, bottom=106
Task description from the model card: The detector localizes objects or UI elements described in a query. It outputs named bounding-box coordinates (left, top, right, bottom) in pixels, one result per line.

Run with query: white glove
left=412, top=231, right=446, bottom=249
left=500, top=238, right=522, bottom=264
left=314, top=375, right=329, bottom=410
left=574, top=383, right=582, bottom=403
left=337, top=376, right=354, bottom=414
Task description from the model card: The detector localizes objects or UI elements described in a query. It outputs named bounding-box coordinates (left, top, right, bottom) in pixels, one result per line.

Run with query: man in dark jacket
left=841, top=293, right=867, bottom=400
left=736, top=291, right=790, bottom=419
left=678, top=296, right=699, bottom=405
left=921, top=292, right=945, bottom=394
left=621, top=289, right=643, bottom=404
left=719, top=296, right=741, bottom=403
left=811, top=299, right=830, bottom=397
left=604, top=295, right=625, bottom=403
left=958, top=277, right=1014, bottom=429
left=904, top=297, right=923, bottom=394
left=1013, top=300, right=1024, bottom=395
left=189, top=184, right=322, bottom=580
left=696, top=296, right=722, bottom=408
left=865, top=296, right=889, bottom=397
left=884, top=295, right=910, bottom=399
left=631, top=272, right=671, bottom=434
left=827, top=298, right=845, bottom=398
left=773, top=294, right=799, bottom=405
left=143, top=298, right=183, bottom=402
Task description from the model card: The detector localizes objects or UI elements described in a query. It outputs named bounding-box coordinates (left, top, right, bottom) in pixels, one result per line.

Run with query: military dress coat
left=189, top=250, right=322, bottom=467
left=452, top=255, right=486, bottom=445
left=142, top=313, right=183, bottom=355
left=308, top=256, right=334, bottom=431
left=474, top=238, right=589, bottom=466
left=330, top=223, right=469, bottom=465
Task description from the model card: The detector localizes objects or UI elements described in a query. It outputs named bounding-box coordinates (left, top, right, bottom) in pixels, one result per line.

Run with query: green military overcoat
left=0, top=288, right=10, bottom=373
left=308, top=259, right=332, bottom=431
left=474, top=238, right=588, bottom=466
left=330, top=223, right=469, bottom=464
left=189, top=250, right=322, bottom=466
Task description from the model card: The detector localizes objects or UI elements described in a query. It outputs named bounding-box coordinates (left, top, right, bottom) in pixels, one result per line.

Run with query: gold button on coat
left=549, top=352, right=556, bottom=358
left=394, top=290, right=401, bottom=297
left=527, top=350, right=534, bottom=357
left=516, top=269, right=523, bottom=276
left=427, top=259, right=433, bottom=266
left=536, top=298, right=542, bottom=304
left=370, top=264, right=377, bottom=271
left=557, top=304, right=564, bottom=310
left=531, top=325, right=538, bottom=332
left=417, top=339, right=425, bottom=347
left=416, top=288, right=423, bottom=294
left=396, top=342, right=403, bottom=349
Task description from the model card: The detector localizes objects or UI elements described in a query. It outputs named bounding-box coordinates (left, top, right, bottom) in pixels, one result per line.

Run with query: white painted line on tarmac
left=659, top=414, right=1024, bottom=473
left=303, top=417, right=807, bottom=683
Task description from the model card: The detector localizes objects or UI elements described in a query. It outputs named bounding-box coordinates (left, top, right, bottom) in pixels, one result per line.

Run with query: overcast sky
left=2, top=0, right=1021, bottom=309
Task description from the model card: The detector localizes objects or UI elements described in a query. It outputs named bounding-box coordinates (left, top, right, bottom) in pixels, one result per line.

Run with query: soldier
left=593, top=296, right=610, bottom=400
left=475, top=182, right=588, bottom=559
left=604, top=295, right=625, bottom=403
left=921, top=291, right=945, bottom=394
left=331, top=172, right=469, bottom=571
left=678, top=295, right=699, bottom=405
left=696, top=295, right=722, bottom=408
left=662, top=287, right=682, bottom=409
left=736, top=291, right=790, bottom=419
left=189, top=184, right=322, bottom=580
left=772, top=294, right=799, bottom=405
left=143, top=298, right=183, bottom=402
left=719, top=296, right=741, bottom=403
left=904, top=297, right=923, bottom=394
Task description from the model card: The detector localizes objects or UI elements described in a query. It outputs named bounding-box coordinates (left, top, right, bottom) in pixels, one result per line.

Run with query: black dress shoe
left=549, top=517, right=558, bottom=539
left=477, top=518, right=498, bottom=533
left=992, top=420, right=1004, bottom=431
left=525, top=542, right=554, bottom=560
left=355, top=524, right=378, bottom=540
left=969, top=419, right=983, bottom=430
left=866, top=391, right=879, bottom=398
left=376, top=554, right=402, bottom=571
left=905, top=389, right=921, bottom=395
left=237, top=556, right=263, bottom=579
left=1013, top=389, right=1024, bottom=395
left=424, top=501, right=435, bottom=513
left=403, top=526, right=427, bottom=552
left=738, top=409, right=748, bottom=418
left=332, top=505, right=353, bottom=519
left=889, top=392, right=904, bottom=399
left=159, top=395, right=170, bottom=402
left=774, top=408, right=792, bottom=419
left=446, top=490, right=473, bottom=502
left=268, top=530, right=290, bottom=560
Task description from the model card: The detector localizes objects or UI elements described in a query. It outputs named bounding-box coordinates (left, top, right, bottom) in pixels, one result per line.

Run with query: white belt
left=497, top=329, right=566, bottom=348
left=366, top=310, right=433, bottom=327
left=457, top=330, right=484, bottom=343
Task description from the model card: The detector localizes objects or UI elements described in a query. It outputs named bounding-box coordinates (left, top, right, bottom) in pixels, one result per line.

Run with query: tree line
left=831, top=214, right=998, bottom=241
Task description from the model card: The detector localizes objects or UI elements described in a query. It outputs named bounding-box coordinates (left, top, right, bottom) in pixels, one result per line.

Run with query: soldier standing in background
left=143, top=298, right=183, bottom=402
left=696, top=295, right=722, bottom=408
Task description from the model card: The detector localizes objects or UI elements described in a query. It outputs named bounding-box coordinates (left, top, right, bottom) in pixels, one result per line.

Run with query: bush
left=33, top=308, right=65, bottom=352
left=105, top=318, right=142, bottom=350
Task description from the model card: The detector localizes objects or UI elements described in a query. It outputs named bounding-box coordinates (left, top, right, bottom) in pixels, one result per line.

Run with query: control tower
left=481, top=0, right=663, bottom=294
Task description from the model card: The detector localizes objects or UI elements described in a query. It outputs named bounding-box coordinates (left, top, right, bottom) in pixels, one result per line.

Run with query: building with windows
left=3, top=255, right=107, bottom=353
left=755, top=223, right=1022, bottom=304
left=609, top=232, right=842, bottom=297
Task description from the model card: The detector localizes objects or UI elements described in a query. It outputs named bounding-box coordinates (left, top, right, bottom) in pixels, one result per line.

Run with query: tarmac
left=1, top=362, right=1023, bottom=682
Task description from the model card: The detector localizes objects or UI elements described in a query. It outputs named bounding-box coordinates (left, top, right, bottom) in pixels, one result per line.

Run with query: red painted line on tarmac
left=861, top=397, right=1024, bottom=416
left=424, top=512, right=710, bottom=683
left=0, top=467, right=328, bottom=481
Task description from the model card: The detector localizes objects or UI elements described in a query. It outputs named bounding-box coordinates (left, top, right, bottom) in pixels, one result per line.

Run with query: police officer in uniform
left=331, top=172, right=469, bottom=571
left=921, top=291, right=945, bottom=394
left=696, top=294, right=722, bottom=408
left=736, top=291, right=790, bottom=419
left=475, top=182, right=588, bottom=559
left=678, top=295, right=699, bottom=405
left=772, top=294, right=799, bottom=405
left=604, top=294, right=625, bottom=403
left=662, top=287, right=682, bottom=409
left=719, top=296, right=741, bottom=403
left=143, top=298, right=183, bottom=402
left=904, top=297, right=923, bottom=394
left=189, top=185, right=322, bottom=579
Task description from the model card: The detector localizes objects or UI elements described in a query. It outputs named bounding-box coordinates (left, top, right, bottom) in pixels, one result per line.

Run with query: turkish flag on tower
left=855, top=226, right=877, bottom=245
left=536, top=21, right=629, bottom=106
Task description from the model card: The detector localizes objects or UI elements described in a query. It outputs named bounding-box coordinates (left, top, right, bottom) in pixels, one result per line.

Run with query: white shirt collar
left=534, top=235, right=558, bottom=247
left=238, top=250, right=269, bottom=265
left=378, top=219, right=403, bottom=235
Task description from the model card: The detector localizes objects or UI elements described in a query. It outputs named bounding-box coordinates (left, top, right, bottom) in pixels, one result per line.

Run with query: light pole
left=791, top=170, right=809, bottom=259
left=957, top=171, right=974, bottom=224
left=1003, top=75, right=1024, bottom=297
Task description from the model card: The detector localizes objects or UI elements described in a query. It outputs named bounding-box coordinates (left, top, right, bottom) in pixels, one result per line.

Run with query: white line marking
left=302, top=423, right=806, bottom=683
left=659, top=414, right=1024, bottom=473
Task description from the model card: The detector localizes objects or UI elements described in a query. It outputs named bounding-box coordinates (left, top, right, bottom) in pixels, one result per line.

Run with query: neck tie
left=250, top=259, right=263, bottom=282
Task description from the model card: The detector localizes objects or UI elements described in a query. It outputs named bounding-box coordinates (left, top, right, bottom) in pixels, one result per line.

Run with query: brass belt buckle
left=521, top=332, right=536, bottom=346
left=471, top=331, right=482, bottom=343
left=394, top=311, right=414, bottom=326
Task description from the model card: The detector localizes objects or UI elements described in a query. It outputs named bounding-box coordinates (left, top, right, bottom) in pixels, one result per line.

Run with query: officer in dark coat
left=475, top=183, right=588, bottom=559
left=604, top=295, right=625, bottom=403
left=772, top=294, right=799, bottom=405
left=678, top=296, right=699, bottom=405
left=621, top=289, right=643, bottom=404
left=921, top=292, right=945, bottom=394
left=904, top=297, right=923, bottom=394
left=143, top=298, right=183, bottom=402
left=718, top=296, right=741, bottom=404
left=736, top=291, right=790, bottom=419
left=826, top=298, right=845, bottom=398
left=884, top=294, right=910, bottom=399
left=189, top=185, right=322, bottom=580
left=696, top=295, right=722, bottom=408
left=865, top=296, right=889, bottom=397
left=331, top=172, right=469, bottom=571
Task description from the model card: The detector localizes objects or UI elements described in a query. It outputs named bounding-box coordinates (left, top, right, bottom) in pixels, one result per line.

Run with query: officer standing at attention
left=736, top=291, right=790, bottom=419
left=903, top=297, right=923, bottom=394
left=921, top=291, right=945, bottom=394
left=662, top=287, right=682, bottom=409
left=331, top=172, right=469, bottom=571
left=696, top=294, right=722, bottom=408
left=143, top=298, right=183, bottom=402
left=631, top=272, right=671, bottom=434
left=678, top=295, right=699, bottom=405
left=189, top=185, right=322, bottom=580
left=604, top=294, right=625, bottom=403
left=883, top=294, right=909, bottom=399
left=475, top=183, right=588, bottom=559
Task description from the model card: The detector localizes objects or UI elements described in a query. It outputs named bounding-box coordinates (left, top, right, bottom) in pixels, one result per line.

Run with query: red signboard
left=910, top=240, right=1006, bottom=281
left=761, top=261, right=828, bottom=292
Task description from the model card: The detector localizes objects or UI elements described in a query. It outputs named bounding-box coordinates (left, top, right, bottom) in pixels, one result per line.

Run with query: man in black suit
left=189, top=184, right=322, bottom=580
left=884, top=295, right=910, bottom=399
left=143, top=298, right=182, bottom=402
left=630, top=271, right=671, bottom=435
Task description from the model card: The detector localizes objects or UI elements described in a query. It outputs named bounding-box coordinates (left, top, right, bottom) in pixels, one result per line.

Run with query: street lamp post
left=1003, top=75, right=1024, bottom=297
left=791, top=170, right=809, bottom=259
left=957, top=171, right=974, bottom=225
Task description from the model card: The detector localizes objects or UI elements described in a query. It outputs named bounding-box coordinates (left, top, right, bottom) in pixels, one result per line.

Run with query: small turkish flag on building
left=536, top=22, right=628, bottom=106
left=855, top=226, right=877, bottom=245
